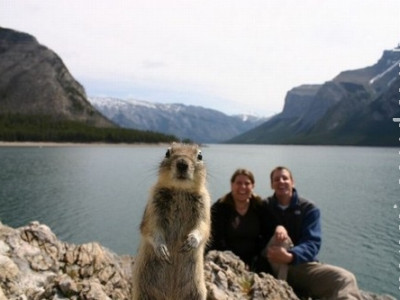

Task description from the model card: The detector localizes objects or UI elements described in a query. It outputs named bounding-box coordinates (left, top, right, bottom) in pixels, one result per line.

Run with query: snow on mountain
left=89, top=97, right=268, bottom=143
left=369, top=59, right=400, bottom=85
left=90, top=97, right=157, bottom=109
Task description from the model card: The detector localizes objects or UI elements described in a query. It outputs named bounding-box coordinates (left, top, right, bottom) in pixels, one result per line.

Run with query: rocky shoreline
left=0, top=221, right=396, bottom=300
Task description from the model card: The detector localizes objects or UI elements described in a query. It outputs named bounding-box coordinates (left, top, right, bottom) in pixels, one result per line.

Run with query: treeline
left=0, top=114, right=179, bottom=143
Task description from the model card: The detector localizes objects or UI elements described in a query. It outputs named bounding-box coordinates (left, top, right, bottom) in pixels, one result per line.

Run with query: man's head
left=270, top=166, right=294, bottom=204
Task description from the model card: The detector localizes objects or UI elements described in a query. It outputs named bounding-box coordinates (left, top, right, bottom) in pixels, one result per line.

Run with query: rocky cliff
left=0, top=221, right=395, bottom=300
left=280, top=85, right=321, bottom=119
left=0, top=27, right=113, bottom=128
left=229, top=48, right=400, bottom=146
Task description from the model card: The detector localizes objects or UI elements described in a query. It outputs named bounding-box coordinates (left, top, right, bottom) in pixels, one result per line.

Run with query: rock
left=205, top=250, right=299, bottom=299
left=0, top=254, right=19, bottom=281
left=0, top=287, right=7, bottom=300
left=360, top=291, right=397, bottom=300
left=56, top=274, right=80, bottom=296
left=0, top=221, right=396, bottom=300
left=0, top=221, right=132, bottom=300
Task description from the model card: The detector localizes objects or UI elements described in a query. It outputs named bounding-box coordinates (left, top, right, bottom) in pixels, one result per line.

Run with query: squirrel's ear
left=165, top=148, right=171, bottom=158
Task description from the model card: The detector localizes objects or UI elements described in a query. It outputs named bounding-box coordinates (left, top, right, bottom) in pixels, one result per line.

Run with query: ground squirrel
left=132, top=143, right=211, bottom=300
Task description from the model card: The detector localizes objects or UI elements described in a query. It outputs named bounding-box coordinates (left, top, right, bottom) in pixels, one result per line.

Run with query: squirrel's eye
left=197, top=151, right=203, bottom=161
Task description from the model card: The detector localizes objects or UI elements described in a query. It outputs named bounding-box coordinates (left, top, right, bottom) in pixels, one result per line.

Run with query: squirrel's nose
left=177, top=159, right=188, bottom=172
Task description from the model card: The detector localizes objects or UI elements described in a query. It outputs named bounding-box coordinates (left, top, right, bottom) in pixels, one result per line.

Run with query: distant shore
left=0, top=141, right=171, bottom=148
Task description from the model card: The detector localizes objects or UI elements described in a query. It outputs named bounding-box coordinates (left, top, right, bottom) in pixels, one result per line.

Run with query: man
left=265, top=166, right=362, bottom=300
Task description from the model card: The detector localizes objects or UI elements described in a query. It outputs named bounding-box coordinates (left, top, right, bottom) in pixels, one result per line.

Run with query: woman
left=207, top=168, right=273, bottom=272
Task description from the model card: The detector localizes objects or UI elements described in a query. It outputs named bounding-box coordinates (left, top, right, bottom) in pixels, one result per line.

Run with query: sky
left=1, top=0, right=399, bottom=116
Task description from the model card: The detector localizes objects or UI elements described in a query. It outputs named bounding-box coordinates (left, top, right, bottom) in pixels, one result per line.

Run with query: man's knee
left=333, top=267, right=358, bottom=288
left=341, top=269, right=357, bottom=285
left=336, top=269, right=361, bottom=299
left=288, top=264, right=361, bottom=300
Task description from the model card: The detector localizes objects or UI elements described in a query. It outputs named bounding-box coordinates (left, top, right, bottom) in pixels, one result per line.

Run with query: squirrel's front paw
left=180, top=233, right=200, bottom=252
left=156, top=244, right=171, bottom=264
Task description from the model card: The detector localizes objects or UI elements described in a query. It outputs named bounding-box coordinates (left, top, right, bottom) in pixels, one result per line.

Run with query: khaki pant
left=287, top=262, right=362, bottom=300
left=266, top=234, right=362, bottom=300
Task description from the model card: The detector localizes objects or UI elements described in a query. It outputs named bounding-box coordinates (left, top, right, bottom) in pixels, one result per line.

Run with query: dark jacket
left=264, top=189, right=321, bottom=265
left=207, top=192, right=273, bottom=270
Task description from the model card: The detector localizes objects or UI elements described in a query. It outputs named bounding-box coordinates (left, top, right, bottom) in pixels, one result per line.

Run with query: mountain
left=229, top=48, right=400, bottom=146
left=89, top=97, right=268, bottom=143
left=0, top=27, right=179, bottom=144
left=0, top=27, right=113, bottom=127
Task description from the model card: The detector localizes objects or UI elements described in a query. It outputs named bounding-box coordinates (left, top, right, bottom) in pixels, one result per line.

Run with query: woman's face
left=231, top=174, right=254, bottom=203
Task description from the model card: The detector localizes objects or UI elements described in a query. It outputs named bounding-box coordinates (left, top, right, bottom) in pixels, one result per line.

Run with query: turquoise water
left=0, top=144, right=398, bottom=297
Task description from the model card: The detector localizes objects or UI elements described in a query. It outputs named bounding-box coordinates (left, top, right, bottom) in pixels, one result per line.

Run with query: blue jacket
left=264, top=189, right=321, bottom=265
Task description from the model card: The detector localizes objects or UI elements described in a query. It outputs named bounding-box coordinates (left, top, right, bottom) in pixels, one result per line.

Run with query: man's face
left=271, top=169, right=294, bottom=200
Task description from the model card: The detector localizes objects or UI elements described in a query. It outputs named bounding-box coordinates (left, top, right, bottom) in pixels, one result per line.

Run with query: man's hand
left=274, top=225, right=289, bottom=243
left=267, top=245, right=293, bottom=264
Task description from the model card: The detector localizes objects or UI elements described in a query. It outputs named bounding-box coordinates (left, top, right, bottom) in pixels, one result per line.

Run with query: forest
left=0, top=114, right=179, bottom=144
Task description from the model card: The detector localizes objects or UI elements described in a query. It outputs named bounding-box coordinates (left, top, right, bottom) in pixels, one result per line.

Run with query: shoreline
left=0, top=141, right=171, bottom=148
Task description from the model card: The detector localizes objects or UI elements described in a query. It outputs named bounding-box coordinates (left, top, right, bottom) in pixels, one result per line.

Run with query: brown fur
left=131, top=143, right=211, bottom=300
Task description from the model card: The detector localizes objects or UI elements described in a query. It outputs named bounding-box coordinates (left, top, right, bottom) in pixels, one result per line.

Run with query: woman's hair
left=269, top=166, right=293, bottom=183
left=230, top=168, right=255, bottom=185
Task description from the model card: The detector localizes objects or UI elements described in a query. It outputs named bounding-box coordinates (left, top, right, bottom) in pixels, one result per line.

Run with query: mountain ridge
left=89, top=97, right=269, bottom=143
left=228, top=48, right=400, bottom=146
left=2, top=26, right=398, bottom=146
left=0, top=27, right=113, bottom=127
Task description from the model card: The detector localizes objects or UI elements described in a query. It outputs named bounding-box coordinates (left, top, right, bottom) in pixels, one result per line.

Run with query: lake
left=0, top=143, right=398, bottom=297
